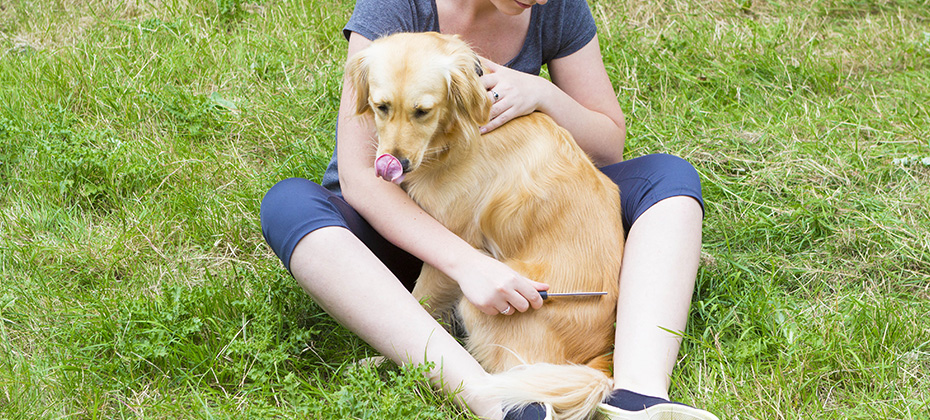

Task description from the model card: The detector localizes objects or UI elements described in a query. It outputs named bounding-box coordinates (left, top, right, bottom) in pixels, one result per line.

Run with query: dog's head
left=346, top=32, right=490, bottom=182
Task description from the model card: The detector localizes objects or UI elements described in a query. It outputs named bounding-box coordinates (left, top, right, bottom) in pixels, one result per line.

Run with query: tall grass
left=1, top=0, right=928, bottom=418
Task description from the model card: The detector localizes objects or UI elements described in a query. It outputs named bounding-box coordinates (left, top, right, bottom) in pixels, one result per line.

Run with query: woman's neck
left=436, top=0, right=531, bottom=65
left=441, top=0, right=501, bottom=21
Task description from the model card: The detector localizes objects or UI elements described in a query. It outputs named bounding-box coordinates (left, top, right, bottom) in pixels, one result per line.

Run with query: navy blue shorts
left=260, top=153, right=704, bottom=290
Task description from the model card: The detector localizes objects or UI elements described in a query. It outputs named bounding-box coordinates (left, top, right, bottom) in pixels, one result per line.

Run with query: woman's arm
left=337, top=32, right=548, bottom=315
left=480, top=34, right=626, bottom=166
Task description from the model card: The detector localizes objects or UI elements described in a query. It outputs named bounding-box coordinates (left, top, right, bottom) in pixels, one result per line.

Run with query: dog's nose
left=398, top=158, right=411, bottom=173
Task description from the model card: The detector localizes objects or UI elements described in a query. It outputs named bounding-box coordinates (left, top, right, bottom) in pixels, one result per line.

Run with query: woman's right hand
left=452, top=252, right=549, bottom=316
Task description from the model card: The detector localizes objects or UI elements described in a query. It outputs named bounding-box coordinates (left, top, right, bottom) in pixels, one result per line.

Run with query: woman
left=260, top=0, right=717, bottom=419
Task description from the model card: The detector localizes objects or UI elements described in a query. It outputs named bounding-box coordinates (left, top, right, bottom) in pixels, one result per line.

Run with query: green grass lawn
left=1, top=0, right=928, bottom=418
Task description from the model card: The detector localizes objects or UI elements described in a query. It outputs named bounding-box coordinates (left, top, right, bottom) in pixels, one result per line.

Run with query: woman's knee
left=600, top=154, right=704, bottom=231
left=261, top=178, right=327, bottom=223
left=260, top=178, right=346, bottom=268
left=262, top=177, right=314, bottom=208
left=638, top=153, right=701, bottom=191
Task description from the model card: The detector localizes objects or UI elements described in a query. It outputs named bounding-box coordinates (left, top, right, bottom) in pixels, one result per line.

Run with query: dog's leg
left=411, top=264, right=463, bottom=319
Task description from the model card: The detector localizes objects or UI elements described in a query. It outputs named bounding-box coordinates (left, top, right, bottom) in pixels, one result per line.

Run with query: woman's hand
left=452, top=251, right=549, bottom=316
left=479, top=60, right=552, bottom=134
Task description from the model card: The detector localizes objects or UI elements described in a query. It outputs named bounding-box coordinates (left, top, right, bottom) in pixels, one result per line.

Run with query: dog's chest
left=406, top=175, right=487, bottom=242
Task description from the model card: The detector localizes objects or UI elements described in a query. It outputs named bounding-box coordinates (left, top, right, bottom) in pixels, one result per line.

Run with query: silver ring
left=500, top=306, right=511, bottom=315
left=491, top=90, right=499, bottom=101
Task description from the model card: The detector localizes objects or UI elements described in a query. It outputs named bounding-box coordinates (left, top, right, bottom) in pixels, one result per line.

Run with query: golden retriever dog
left=347, top=32, right=624, bottom=420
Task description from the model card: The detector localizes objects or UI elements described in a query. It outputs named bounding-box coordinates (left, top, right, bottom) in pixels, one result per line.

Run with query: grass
left=0, top=0, right=928, bottom=418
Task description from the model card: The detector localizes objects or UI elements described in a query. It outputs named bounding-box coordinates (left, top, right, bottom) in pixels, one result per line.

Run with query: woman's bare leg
left=288, top=226, right=503, bottom=419
left=612, top=196, right=703, bottom=398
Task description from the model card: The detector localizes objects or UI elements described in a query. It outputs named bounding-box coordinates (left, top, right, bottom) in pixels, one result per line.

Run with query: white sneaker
left=597, top=401, right=720, bottom=420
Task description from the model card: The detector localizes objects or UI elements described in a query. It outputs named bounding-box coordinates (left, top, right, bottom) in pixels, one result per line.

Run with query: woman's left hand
left=479, top=60, right=550, bottom=134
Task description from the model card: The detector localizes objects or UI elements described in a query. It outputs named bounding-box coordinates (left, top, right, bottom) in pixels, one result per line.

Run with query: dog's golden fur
left=347, top=32, right=624, bottom=420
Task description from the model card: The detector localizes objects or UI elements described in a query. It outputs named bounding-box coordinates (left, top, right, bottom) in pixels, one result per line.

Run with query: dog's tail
left=473, top=361, right=613, bottom=420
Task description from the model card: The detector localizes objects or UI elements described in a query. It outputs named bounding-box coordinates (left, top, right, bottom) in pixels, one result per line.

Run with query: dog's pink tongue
left=375, top=153, right=405, bottom=184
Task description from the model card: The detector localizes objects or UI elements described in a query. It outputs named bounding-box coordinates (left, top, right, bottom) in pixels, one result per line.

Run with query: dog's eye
left=375, top=103, right=390, bottom=114
left=413, top=108, right=430, bottom=118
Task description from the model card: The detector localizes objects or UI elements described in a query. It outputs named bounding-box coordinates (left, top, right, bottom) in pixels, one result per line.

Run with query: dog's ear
left=447, top=50, right=491, bottom=127
left=345, top=49, right=372, bottom=116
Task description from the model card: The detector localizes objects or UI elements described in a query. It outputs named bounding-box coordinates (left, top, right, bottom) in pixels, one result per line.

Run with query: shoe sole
left=597, top=402, right=720, bottom=420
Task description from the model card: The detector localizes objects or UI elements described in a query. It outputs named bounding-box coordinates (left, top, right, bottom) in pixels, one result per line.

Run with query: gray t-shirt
left=321, top=0, right=598, bottom=194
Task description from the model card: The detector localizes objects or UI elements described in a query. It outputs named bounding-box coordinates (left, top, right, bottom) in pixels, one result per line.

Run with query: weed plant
left=1, top=0, right=928, bottom=418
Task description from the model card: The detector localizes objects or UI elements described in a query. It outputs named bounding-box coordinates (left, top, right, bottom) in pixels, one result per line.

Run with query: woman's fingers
left=455, top=253, right=549, bottom=316
left=499, top=278, right=550, bottom=315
